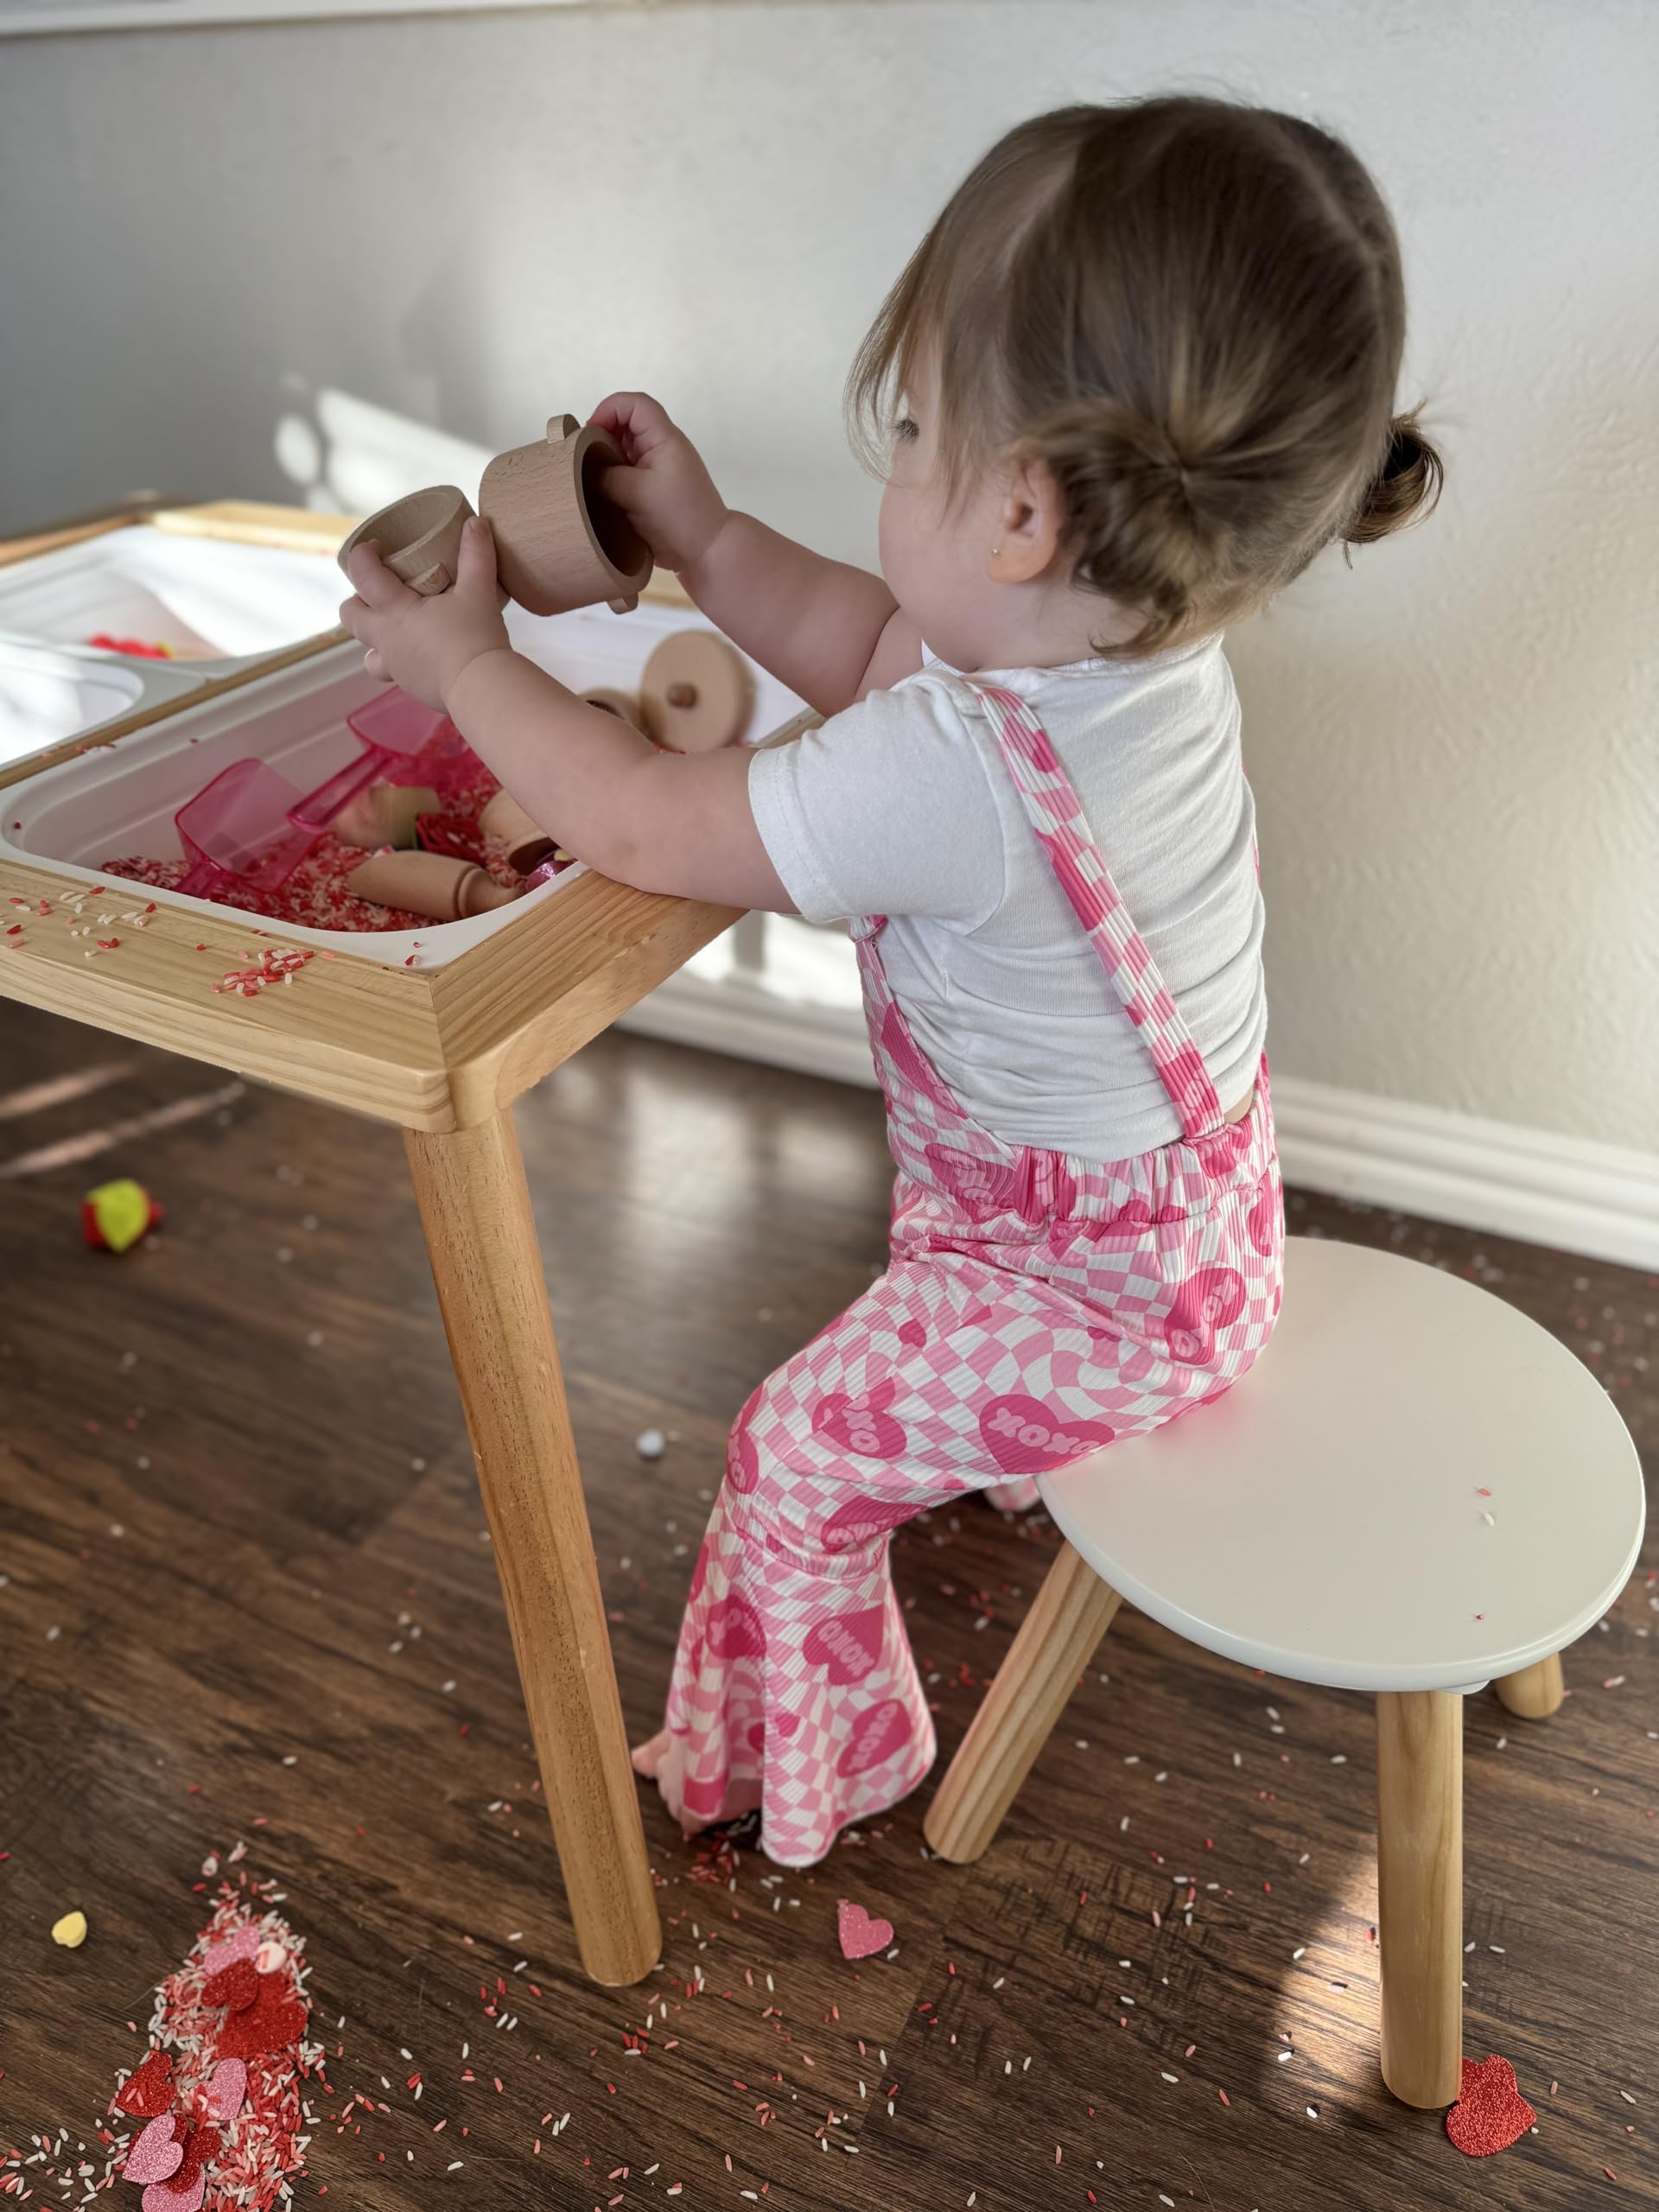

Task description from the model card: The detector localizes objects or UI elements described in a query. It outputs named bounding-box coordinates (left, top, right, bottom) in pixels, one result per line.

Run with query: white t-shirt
left=747, top=638, right=1266, bottom=1162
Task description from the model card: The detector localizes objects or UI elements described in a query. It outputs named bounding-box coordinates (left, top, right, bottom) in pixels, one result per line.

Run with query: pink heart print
left=704, top=1593, right=766, bottom=1662
left=803, top=1606, right=886, bottom=1686
left=1067, top=1196, right=1186, bottom=1250
left=1161, top=1265, right=1246, bottom=1364
left=895, top=1319, right=928, bottom=1351
left=812, top=1378, right=908, bottom=1460
left=1246, top=1168, right=1280, bottom=1258
left=879, top=1004, right=953, bottom=1108
left=931, top=1144, right=1077, bottom=1232
left=836, top=1696, right=913, bottom=1777
left=836, top=1899, right=895, bottom=1959
left=124, top=2118, right=183, bottom=2186
left=687, top=1539, right=711, bottom=1606
left=819, top=1491, right=920, bottom=1554
left=725, top=1391, right=763, bottom=1492
left=979, top=1393, right=1116, bottom=1476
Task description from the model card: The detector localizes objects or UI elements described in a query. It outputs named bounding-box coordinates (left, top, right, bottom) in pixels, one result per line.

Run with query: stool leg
left=1375, top=1690, right=1462, bottom=2107
left=925, top=1541, right=1122, bottom=1864
left=1494, top=1652, right=1565, bottom=1719
left=406, top=1113, right=661, bottom=1987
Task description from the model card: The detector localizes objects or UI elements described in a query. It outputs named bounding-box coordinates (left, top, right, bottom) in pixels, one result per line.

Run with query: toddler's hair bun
left=1024, top=398, right=1253, bottom=656
left=1344, top=411, right=1444, bottom=544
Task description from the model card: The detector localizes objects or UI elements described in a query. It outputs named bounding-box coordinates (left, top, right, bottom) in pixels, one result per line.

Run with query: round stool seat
left=1039, top=1238, right=1645, bottom=1694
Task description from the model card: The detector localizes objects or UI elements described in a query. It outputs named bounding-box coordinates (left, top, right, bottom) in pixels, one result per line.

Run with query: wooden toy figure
left=480, top=788, right=556, bottom=874
left=347, top=849, right=520, bottom=921
left=337, top=415, right=652, bottom=619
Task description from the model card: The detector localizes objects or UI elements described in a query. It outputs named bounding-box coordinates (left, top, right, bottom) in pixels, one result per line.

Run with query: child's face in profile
left=876, top=354, right=1011, bottom=672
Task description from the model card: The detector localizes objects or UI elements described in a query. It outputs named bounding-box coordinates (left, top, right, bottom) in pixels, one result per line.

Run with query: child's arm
left=340, top=521, right=795, bottom=911
left=590, top=392, right=922, bottom=713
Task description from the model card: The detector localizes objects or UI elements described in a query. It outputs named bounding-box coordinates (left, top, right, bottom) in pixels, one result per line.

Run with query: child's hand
left=588, top=392, right=731, bottom=575
left=339, top=518, right=510, bottom=710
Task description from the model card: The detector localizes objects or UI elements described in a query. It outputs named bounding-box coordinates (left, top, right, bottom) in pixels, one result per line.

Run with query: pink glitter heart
left=836, top=1899, right=894, bottom=1960
left=143, top=2174, right=206, bottom=2212
left=198, top=1922, right=259, bottom=1980
left=123, top=2118, right=183, bottom=2185
left=206, top=2056, right=247, bottom=2124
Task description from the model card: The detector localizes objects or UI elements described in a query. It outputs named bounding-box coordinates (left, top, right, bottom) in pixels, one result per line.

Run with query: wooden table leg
left=1495, top=1652, right=1565, bottom=1719
left=406, top=1111, right=661, bottom=1986
left=925, top=1541, right=1122, bottom=1865
left=1376, top=1690, right=1462, bottom=2107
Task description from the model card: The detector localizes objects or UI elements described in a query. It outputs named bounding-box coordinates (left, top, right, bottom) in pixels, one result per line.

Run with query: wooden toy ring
left=639, top=630, right=753, bottom=752
left=337, top=486, right=474, bottom=598
left=480, top=416, right=653, bottom=619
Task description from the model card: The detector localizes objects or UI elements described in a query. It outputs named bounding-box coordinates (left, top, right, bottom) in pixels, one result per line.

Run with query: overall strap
left=969, top=680, right=1228, bottom=1143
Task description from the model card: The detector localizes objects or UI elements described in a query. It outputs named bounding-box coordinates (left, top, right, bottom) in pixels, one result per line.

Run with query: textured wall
left=1, top=0, right=1654, bottom=1144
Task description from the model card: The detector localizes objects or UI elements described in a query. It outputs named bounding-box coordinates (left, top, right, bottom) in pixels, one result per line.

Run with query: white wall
left=2, top=0, right=1655, bottom=1149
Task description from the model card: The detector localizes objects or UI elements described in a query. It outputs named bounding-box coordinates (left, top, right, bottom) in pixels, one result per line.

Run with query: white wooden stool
left=925, top=1237, right=1645, bottom=2107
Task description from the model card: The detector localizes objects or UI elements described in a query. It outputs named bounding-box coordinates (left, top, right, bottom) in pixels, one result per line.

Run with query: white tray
left=0, top=637, right=199, bottom=771
left=0, top=523, right=346, bottom=682
left=0, top=599, right=803, bottom=971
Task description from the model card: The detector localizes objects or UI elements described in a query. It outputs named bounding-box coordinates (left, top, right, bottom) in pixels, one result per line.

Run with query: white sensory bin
left=1040, top=1236, right=1646, bottom=1692
left=0, top=524, right=347, bottom=676
left=0, top=599, right=803, bottom=969
left=0, top=638, right=198, bottom=770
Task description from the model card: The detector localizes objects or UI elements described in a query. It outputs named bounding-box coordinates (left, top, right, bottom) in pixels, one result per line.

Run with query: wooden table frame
left=0, top=500, right=795, bottom=1984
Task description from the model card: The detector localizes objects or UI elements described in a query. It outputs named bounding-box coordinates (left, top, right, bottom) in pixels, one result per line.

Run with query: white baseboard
left=622, top=970, right=882, bottom=1092
left=620, top=973, right=1659, bottom=1271
left=1268, top=1077, right=1659, bottom=1273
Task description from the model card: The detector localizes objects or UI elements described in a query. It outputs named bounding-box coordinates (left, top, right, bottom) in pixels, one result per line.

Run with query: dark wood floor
left=2, top=1001, right=1655, bottom=2211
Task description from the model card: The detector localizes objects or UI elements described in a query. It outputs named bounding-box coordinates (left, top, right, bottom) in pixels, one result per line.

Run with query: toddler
left=342, top=96, right=1440, bottom=1867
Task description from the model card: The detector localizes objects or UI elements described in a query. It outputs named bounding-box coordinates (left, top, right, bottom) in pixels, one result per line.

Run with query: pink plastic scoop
left=175, top=760, right=315, bottom=901
left=286, top=688, right=455, bottom=833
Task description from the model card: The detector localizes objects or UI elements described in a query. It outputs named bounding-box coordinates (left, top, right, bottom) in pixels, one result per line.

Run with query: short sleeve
left=747, top=677, right=1006, bottom=926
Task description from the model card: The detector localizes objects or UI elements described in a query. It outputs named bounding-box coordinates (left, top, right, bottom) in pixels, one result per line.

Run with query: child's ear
left=987, top=458, right=1066, bottom=585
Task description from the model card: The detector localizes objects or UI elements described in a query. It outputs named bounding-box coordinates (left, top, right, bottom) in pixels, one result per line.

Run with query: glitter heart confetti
left=836, top=1899, right=895, bottom=1960
left=1446, top=2053, right=1536, bottom=2157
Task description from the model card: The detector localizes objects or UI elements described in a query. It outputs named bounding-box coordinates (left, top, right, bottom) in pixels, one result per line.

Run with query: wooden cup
left=337, top=486, right=475, bottom=597
left=480, top=416, right=652, bottom=618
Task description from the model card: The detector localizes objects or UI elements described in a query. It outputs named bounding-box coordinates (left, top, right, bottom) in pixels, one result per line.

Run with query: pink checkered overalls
left=633, top=680, right=1285, bottom=1866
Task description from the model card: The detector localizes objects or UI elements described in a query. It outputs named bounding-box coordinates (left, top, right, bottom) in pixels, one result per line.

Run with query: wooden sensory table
left=0, top=499, right=790, bottom=1985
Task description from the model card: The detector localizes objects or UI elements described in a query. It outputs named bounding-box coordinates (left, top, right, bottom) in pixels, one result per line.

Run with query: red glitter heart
left=216, top=1974, right=307, bottom=2061
left=1446, top=2054, right=1536, bottom=2157
left=113, top=2050, right=175, bottom=2118
left=167, top=2120, right=219, bottom=2194
left=201, top=1956, right=259, bottom=2013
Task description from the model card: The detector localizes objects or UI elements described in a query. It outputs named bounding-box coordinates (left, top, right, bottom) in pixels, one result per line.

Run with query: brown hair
left=849, top=98, right=1443, bottom=656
